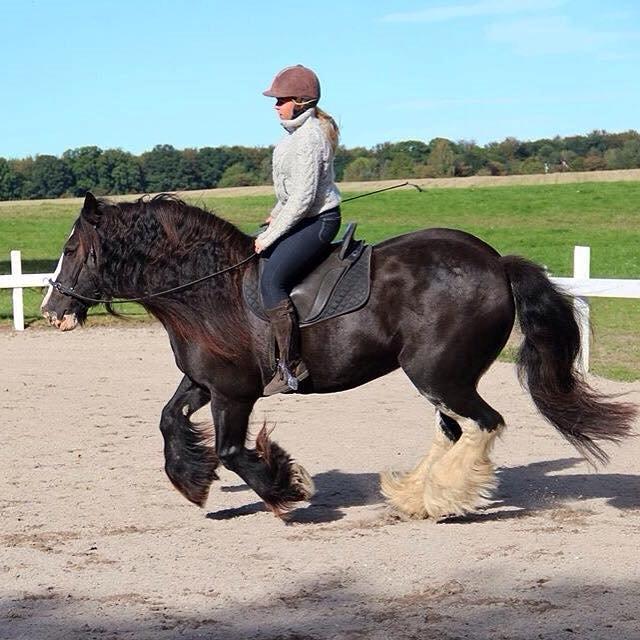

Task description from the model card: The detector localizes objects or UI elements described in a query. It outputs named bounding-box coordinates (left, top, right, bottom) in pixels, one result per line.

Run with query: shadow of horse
left=444, top=457, right=640, bottom=524
left=207, top=469, right=382, bottom=523
left=208, top=458, right=640, bottom=525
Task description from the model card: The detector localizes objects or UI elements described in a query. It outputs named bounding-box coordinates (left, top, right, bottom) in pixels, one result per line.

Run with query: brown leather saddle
left=243, top=222, right=373, bottom=327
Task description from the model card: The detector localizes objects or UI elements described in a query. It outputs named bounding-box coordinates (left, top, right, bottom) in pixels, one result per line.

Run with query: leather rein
left=49, top=253, right=257, bottom=305
left=50, top=181, right=422, bottom=306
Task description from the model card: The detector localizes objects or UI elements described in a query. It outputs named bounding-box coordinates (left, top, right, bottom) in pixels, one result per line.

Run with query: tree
left=585, top=130, right=609, bottom=153
left=584, top=149, right=606, bottom=171
left=455, top=141, right=485, bottom=176
left=519, top=157, right=545, bottom=174
left=217, top=162, right=259, bottom=187
left=478, top=160, right=507, bottom=176
left=3, top=129, right=640, bottom=201
left=257, top=154, right=273, bottom=185
left=62, top=146, right=102, bottom=196
left=333, top=146, right=356, bottom=181
left=140, top=144, right=184, bottom=192
left=537, top=143, right=558, bottom=164
left=0, top=158, right=23, bottom=200
left=26, top=155, right=72, bottom=198
left=605, top=140, right=640, bottom=170
left=390, top=140, right=429, bottom=163
left=97, top=149, right=143, bottom=194
left=426, top=138, right=455, bottom=177
left=494, top=137, right=530, bottom=163
left=343, top=157, right=379, bottom=181
left=383, top=153, right=414, bottom=179
left=178, top=148, right=202, bottom=190
left=197, top=147, right=230, bottom=188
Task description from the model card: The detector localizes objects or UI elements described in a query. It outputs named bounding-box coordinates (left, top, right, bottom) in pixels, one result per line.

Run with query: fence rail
left=3, top=247, right=639, bottom=372
left=0, top=251, right=52, bottom=331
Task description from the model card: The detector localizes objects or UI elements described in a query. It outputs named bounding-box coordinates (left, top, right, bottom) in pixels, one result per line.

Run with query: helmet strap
left=292, top=98, right=317, bottom=117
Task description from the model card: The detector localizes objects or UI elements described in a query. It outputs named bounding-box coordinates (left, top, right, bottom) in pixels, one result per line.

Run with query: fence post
left=573, top=246, right=590, bottom=373
left=11, top=250, right=25, bottom=331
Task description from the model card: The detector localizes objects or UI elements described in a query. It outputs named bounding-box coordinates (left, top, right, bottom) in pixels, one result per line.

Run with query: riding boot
left=263, top=299, right=309, bottom=396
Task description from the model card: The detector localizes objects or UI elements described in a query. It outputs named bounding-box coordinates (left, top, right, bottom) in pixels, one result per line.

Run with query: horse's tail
left=502, top=255, right=636, bottom=464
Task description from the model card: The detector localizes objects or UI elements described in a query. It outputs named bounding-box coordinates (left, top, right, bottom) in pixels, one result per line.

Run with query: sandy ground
left=1, top=325, right=640, bottom=640
left=2, top=168, right=639, bottom=208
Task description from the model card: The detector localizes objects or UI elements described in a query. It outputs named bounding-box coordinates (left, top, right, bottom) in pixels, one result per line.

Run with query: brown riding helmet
left=262, top=65, right=320, bottom=100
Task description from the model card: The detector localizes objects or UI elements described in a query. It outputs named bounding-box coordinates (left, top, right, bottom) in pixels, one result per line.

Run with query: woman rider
left=255, top=65, right=341, bottom=396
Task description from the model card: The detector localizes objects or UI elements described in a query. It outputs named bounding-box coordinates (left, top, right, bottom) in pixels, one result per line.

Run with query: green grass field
left=1, top=181, right=638, bottom=380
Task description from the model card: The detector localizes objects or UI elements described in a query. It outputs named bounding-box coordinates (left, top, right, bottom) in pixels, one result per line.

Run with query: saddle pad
left=243, top=245, right=373, bottom=327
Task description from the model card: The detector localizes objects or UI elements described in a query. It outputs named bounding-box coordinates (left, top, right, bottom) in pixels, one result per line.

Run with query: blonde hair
left=315, top=106, right=340, bottom=152
left=293, top=99, right=340, bottom=152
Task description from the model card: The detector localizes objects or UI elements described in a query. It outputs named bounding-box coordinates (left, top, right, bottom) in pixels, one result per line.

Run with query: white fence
left=553, top=246, right=640, bottom=372
left=0, top=251, right=53, bottom=331
left=2, top=246, right=639, bottom=372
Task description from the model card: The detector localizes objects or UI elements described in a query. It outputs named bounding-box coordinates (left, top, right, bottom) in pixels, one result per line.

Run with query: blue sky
left=0, top=0, right=638, bottom=158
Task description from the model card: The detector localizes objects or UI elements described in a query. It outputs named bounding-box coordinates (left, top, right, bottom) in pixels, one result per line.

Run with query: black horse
left=41, top=193, right=636, bottom=519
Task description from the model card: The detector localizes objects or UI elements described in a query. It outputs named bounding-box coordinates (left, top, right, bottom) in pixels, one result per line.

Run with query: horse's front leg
left=160, top=375, right=218, bottom=506
left=212, top=394, right=315, bottom=516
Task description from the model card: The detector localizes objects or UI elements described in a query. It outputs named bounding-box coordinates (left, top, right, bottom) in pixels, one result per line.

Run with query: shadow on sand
left=2, top=568, right=638, bottom=640
left=207, top=457, right=640, bottom=525
left=207, top=470, right=381, bottom=523
left=444, top=457, right=640, bottom=524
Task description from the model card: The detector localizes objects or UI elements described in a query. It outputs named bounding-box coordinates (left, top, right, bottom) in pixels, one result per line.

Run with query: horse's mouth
left=42, top=311, right=79, bottom=331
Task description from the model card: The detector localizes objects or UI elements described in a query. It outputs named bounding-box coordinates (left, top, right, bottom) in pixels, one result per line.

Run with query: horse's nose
left=42, top=309, right=61, bottom=328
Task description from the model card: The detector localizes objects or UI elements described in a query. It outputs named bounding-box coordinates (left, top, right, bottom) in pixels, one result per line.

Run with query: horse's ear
left=81, top=192, right=101, bottom=224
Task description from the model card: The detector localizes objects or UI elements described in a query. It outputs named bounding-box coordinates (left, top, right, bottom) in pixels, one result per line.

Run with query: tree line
left=1, top=130, right=639, bottom=201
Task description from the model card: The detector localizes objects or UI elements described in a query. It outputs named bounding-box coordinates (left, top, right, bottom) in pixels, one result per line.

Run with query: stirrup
left=263, top=360, right=309, bottom=396
left=279, top=361, right=299, bottom=391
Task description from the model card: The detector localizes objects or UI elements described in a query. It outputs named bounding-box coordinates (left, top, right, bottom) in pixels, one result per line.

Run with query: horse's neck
left=132, top=238, right=253, bottom=361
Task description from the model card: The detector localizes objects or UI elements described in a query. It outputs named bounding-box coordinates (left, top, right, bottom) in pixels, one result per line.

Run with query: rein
left=51, top=181, right=422, bottom=306
left=49, top=253, right=257, bottom=305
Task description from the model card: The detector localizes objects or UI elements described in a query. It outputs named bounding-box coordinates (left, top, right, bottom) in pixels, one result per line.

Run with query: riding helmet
left=262, top=65, right=320, bottom=100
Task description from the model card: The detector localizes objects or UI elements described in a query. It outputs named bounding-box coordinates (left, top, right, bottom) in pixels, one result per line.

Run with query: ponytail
left=292, top=99, right=340, bottom=153
left=315, top=107, right=340, bottom=153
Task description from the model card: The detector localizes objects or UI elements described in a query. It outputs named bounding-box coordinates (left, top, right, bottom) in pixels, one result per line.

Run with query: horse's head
left=41, top=192, right=105, bottom=331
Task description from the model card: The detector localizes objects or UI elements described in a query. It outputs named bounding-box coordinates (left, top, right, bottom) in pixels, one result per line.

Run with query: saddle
left=243, top=222, right=373, bottom=327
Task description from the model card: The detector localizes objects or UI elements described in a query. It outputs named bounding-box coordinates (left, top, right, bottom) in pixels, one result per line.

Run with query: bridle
left=49, top=250, right=257, bottom=305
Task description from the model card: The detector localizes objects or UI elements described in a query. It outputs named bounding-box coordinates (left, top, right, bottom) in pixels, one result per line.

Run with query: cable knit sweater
left=257, top=108, right=341, bottom=249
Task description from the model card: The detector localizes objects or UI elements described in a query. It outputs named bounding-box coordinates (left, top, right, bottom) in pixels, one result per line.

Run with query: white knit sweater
left=257, top=108, right=341, bottom=249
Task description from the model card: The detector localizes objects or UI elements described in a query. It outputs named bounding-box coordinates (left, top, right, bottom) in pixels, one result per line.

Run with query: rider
left=255, top=64, right=342, bottom=395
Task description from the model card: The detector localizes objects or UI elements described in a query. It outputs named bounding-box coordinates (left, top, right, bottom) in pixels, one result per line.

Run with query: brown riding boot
left=263, top=299, right=309, bottom=396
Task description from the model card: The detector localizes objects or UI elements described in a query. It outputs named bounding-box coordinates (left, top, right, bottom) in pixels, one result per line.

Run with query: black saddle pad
left=243, top=243, right=372, bottom=327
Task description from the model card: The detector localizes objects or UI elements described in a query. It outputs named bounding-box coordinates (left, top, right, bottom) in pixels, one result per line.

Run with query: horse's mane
left=108, top=193, right=252, bottom=260
left=85, top=194, right=255, bottom=361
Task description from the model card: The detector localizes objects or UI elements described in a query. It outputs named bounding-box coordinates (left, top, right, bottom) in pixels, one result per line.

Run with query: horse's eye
left=63, top=247, right=77, bottom=256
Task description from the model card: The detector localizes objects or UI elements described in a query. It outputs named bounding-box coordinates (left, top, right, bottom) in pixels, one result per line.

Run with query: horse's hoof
left=290, top=462, right=315, bottom=501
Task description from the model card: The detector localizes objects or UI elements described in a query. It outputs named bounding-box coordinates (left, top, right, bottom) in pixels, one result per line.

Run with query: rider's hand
left=254, top=238, right=264, bottom=254
left=265, top=216, right=272, bottom=224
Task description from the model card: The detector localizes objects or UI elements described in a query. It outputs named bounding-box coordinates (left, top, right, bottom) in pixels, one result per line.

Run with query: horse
left=41, top=193, right=636, bottom=519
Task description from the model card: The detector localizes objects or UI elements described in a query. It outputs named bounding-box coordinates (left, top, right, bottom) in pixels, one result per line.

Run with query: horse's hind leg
left=385, top=350, right=505, bottom=519
left=160, top=375, right=217, bottom=506
left=381, top=411, right=462, bottom=517
left=422, top=389, right=505, bottom=519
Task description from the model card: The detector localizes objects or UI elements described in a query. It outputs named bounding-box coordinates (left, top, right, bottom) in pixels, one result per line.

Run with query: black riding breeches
left=260, top=207, right=341, bottom=309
